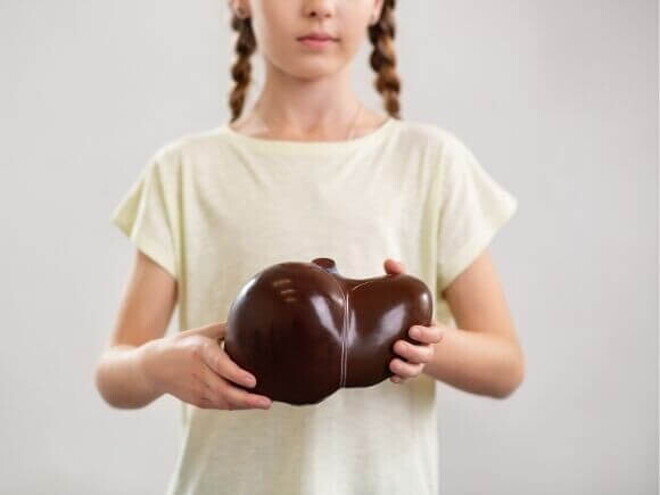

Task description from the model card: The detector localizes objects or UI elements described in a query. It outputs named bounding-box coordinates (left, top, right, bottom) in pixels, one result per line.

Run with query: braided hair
left=227, top=0, right=401, bottom=123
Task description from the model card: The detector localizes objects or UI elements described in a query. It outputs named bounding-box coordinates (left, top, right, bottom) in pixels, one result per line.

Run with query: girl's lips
left=298, top=37, right=337, bottom=49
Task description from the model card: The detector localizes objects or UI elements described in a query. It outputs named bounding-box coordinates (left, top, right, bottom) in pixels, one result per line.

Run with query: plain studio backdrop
left=0, top=0, right=657, bottom=493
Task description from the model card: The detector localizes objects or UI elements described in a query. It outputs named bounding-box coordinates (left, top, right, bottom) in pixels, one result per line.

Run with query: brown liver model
left=223, top=257, right=433, bottom=406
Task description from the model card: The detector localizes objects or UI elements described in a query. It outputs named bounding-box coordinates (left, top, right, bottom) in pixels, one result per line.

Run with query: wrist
left=136, top=340, right=163, bottom=398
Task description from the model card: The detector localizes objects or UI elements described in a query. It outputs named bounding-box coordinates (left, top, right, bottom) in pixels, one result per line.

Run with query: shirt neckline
left=218, top=116, right=397, bottom=155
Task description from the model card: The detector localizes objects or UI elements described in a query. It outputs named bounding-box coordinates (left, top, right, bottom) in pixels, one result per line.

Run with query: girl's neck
left=230, top=103, right=390, bottom=142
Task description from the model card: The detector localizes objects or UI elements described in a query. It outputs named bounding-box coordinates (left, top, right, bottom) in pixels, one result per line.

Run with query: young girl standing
left=95, top=1, right=525, bottom=494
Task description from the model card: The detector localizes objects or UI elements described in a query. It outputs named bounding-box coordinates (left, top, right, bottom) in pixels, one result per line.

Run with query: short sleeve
left=436, top=135, right=519, bottom=293
left=110, top=152, right=178, bottom=279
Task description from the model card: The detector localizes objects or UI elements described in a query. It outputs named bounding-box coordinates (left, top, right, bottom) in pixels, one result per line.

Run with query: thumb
left=186, top=321, right=227, bottom=340
left=384, top=258, right=406, bottom=275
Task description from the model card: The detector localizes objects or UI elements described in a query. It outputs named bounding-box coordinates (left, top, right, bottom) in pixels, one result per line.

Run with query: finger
left=201, top=368, right=272, bottom=410
left=202, top=341, right=257, bottom=389
left=383, top=258, right=406, bottom=276
left=409, top=324, right=446, bottom=345
left=221, top=380, right=273, bottom=410
left=390, top=375, right=406, bottom=384
left=389, top=358, right=424, bottom=379
left=394, top=339, right=435, bottom=364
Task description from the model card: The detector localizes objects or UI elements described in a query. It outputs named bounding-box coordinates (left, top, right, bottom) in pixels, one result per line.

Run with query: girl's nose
left=302, top=0, right=336, bottom=21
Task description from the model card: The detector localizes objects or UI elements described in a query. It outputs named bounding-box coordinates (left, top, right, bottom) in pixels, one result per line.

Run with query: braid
left=368, top=0, right=402, bottom=119
left=228, top=11, right=257, bottom=123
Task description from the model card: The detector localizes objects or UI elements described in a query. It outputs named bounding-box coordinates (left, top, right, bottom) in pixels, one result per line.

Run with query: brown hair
left=227, top=0, right=401, bottom=123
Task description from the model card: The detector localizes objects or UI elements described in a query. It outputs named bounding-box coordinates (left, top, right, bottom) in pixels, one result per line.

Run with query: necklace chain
left=252, top=100, right=365, bottom=141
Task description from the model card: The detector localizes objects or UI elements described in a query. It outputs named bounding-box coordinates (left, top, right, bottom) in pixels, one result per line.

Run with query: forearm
left=95, top=341, right=163, bottom=409
left=422, top=326, right=524, bottom=399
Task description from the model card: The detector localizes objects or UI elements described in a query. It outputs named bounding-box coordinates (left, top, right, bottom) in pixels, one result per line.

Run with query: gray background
left=1, top=0, right=657, bottom=493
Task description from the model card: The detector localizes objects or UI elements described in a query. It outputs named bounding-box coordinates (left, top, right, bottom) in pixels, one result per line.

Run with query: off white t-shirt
left=110, top=116, right=518, bottom=495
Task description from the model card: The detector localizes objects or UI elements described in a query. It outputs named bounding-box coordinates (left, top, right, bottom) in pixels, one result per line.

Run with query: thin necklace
left=251, top=100, right=365, bottom=141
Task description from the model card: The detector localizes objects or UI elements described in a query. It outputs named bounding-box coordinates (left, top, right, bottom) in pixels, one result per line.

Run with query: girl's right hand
left=140, top=321, right=273, bottom=411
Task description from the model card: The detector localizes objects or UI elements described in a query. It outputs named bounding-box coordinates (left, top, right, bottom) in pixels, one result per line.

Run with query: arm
left=423, top=249, right=525, bottom=399
left=94, top=250, right=177, bottom=409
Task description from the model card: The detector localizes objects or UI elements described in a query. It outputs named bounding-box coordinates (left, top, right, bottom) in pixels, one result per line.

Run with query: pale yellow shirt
left=110, top=116, right=518, bottom=495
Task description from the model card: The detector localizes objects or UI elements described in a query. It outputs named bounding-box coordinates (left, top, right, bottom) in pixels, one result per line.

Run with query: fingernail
left=410, top=326, right=421, bottom=338
left=245, top=375, right=256, bottom=387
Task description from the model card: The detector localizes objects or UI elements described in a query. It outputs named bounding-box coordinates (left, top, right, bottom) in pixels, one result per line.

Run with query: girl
left=95, top=0, right=525, bottom=494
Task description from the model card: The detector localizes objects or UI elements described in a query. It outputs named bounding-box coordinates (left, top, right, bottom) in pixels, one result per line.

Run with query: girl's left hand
left=383, top=258, right=446, bottom=385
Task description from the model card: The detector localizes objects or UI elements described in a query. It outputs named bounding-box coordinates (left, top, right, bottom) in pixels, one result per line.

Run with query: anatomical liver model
left=223, top=257, right=433, bottom=406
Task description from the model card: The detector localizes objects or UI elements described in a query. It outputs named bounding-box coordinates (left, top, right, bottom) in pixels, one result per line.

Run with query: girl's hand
left=383, top=258, right=446, bottom=385
left=140, top=321, right=273, bottom=410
